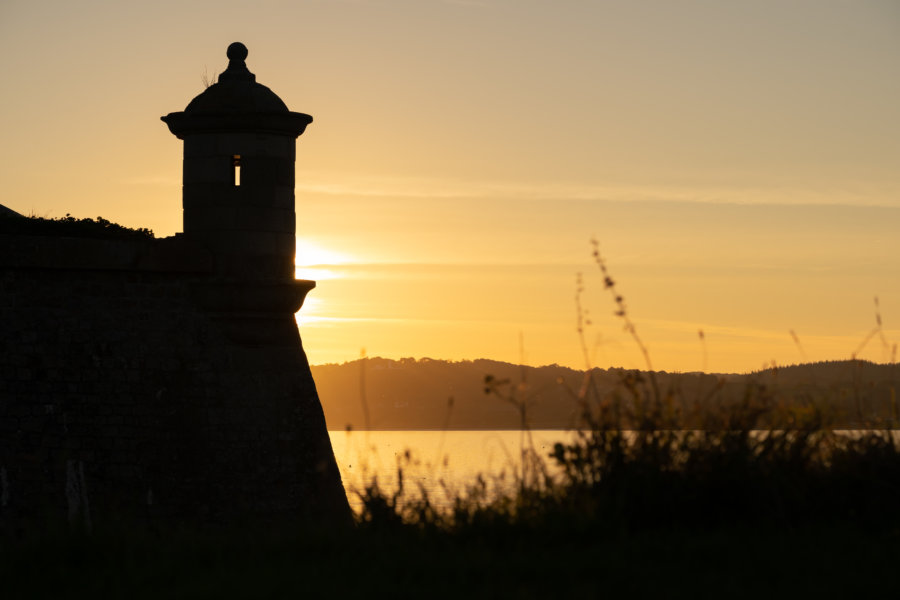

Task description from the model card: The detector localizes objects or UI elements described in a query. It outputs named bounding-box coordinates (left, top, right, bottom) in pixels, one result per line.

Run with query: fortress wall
left=0, top=234, right=348, bottom=527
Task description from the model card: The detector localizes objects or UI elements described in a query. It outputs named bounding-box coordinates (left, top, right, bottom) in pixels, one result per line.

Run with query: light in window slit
left=233, top=155, right=241, bottom=186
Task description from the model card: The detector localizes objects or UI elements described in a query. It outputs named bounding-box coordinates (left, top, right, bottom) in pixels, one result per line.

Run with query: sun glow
left=296, top=294, right=325, bottom=327
left=295, top=239, right=353, bottom=266
left=295, top=239, right=354, bottom=281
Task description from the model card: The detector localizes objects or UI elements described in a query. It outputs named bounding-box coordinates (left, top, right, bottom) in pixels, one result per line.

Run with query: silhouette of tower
left=162, top=42, right=319, bottom=346
left=162, top=42, right=310, bottom=281
left=158, top=43, right=348, bottom=520
left=0, top=43, right=349, bottom=525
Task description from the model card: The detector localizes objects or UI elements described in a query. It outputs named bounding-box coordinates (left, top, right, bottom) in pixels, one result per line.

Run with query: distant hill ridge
left=312, top=357, right=897, bottom=431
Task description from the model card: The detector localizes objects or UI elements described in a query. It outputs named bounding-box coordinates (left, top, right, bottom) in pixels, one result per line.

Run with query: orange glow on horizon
left=3, top=2, right=898, bottom=373
left=295, top=240, right=356, bottom=281
left=295, top=240, right=354, bottom=267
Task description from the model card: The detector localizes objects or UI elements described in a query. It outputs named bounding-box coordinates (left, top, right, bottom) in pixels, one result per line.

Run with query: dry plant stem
left=852, top=297, right=890, bottom=361
left=574, top=273, right=604, bottom=408
left=790, top=329, right=808, bottom=362
left=201, top=66, right=216, bottom=89
left=482, top=372, right=552, bottom=495
left=590, top=238, right=661, bottom=402
left=358, top=350, right=371, bottom=432
left=575, top=272, right=592, bottom=371
left=848, top=298, right=893, bottom=424
left=516, top=333, right=532, bottom=490
left=698, top=329, right=708, bottom=373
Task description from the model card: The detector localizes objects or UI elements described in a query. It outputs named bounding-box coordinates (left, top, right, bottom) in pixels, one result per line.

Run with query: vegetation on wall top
left=0, top=214, right=154, bottom=239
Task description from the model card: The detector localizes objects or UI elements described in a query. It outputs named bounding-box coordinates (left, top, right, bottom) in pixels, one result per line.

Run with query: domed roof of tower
left=182, top=43, right=290, bottom=114
left=161, top=43, right=312, bottom=138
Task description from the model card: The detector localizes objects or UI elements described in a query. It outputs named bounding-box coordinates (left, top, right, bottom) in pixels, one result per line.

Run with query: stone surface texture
left=0, top=43, right=350, bottom=528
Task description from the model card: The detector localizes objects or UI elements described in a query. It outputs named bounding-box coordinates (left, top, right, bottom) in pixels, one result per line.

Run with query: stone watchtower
left=151, top=42, right=349, bottom=520
left=0, top=43, right=349, bottom=527
left=162, top=42, right=306, bottom=283
left=162, top=42, right=315, bottom=345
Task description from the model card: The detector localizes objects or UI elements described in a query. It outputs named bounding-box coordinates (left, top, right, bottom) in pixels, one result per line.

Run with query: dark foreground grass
left=3, top=518, right=898, bottom=598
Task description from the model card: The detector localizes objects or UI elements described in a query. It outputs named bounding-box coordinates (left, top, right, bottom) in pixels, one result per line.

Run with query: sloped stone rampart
left=0, top=234, right=350, bottom=527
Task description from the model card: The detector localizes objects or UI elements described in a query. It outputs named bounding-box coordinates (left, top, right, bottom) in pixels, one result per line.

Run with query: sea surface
left=328, top=429, right=573, bottom=513
left=328, top=428, right=898, bottom=513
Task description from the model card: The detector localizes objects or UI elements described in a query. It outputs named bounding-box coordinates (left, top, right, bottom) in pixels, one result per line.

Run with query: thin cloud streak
left=441, top=0, right=493, bottom=7
left=119, top=175, right=180, bottom=187
left=636, top=317, right=900, bottom=347
left=295, top=174, right=900, bottom=208
left=297, top=315, right=555, bottom=327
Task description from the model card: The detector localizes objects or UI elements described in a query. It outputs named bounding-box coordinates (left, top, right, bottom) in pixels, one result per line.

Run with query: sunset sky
left=2, top=0, right=898, bottom=373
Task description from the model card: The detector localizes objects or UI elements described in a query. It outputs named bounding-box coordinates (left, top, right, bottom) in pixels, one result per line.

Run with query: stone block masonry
left=0, top=233, right=350, bottom=527
left=0, top=42, right=350, bottom=529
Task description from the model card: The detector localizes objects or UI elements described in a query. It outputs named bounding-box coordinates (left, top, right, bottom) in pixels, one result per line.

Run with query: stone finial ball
left=227, top=42, right=248, bottom=62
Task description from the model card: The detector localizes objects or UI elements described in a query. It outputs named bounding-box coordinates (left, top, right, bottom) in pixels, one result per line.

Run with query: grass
left=347, top=377, right=900, bottom=537
left=346, top=241, right=899, bottom=535
left=4, top=519, right=897, bottom=598
left=6, top=518, right=900, bottom=598
left=339, top=242, right=900, bottom=592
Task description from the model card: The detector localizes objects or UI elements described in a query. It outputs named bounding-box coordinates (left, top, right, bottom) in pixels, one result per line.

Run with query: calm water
left=328, top=429, right=898, bottom=513
left=328, top=429, right=572, bottom=513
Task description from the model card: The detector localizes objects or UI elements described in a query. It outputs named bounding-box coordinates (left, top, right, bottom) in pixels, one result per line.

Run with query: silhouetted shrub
left=0, top=214, right=154, bottom=239
left=355, top=241, right=900, bottom=536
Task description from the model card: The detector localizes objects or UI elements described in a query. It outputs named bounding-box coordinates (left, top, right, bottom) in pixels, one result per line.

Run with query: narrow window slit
left=232, top=155, right=241, bottom=186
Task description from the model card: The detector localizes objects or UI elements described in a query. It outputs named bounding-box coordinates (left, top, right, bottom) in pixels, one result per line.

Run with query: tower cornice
left=161, top=111, right=312, bottom=139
